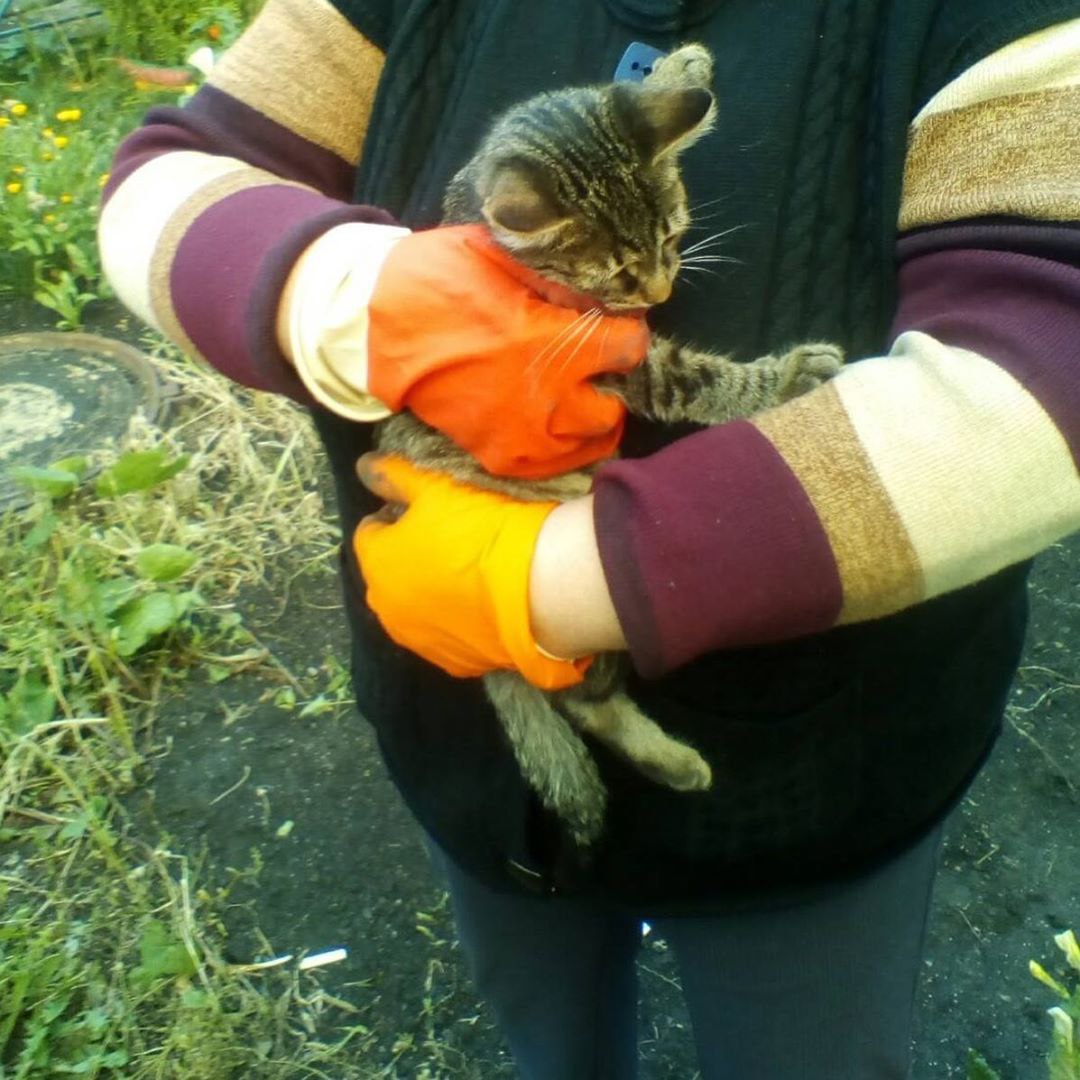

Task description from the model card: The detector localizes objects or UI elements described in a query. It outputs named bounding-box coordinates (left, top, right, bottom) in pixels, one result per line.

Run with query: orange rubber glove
left=353, top=455, right=592, bottom=689
left=307, top=223, right=647, bottom=479
left=370, top=226, right=648, bottom=479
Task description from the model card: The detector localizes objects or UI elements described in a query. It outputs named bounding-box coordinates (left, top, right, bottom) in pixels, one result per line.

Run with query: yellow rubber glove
left=353, top=455, right=591, bottom=689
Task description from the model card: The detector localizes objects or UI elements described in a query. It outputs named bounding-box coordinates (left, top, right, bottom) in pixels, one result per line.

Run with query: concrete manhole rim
left=0, top=330, right=167, bottom=510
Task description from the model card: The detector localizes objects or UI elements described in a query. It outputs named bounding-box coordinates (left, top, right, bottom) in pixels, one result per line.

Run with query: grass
left=0, top=334, right=379, bottom=1077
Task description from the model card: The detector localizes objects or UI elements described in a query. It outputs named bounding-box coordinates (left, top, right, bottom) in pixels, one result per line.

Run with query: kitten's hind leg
left=483, top=670, right=607, bottom=847
left=557, top=690, right=712, bottom=793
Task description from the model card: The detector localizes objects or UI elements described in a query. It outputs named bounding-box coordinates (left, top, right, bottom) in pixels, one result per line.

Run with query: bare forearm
left=528, top=496, right=628, bottom=658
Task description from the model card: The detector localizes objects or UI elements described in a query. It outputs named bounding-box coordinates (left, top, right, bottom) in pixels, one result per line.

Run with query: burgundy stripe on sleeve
left=893, top=226, right=1080, bottom=467
left=593, top=421, right=842, bottom=678
left=170, top=185, right=394, bottom=399
left=104, top=85, right=356, bottom=206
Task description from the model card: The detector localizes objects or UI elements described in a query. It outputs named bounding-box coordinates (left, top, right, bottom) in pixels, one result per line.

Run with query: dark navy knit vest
left=314, top=0, right=1080, bottom=908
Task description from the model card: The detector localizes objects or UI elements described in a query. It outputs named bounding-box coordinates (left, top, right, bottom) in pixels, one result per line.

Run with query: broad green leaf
left=95, top=449, right=189, bottom=496
left=112, top=591, right=190, bottom=656
left=58, top=564, right=108, bottom=634
left=2, top=671, right=56, bottom=734
left=7, top=465, right=78, bottom=499
left=23, top=509, right=58, bottom=548
left=132, top=920, right=196, bottom=984
left=135, top=544, right=197, bottom=582
left=49, top=455, right=89, bottom=477
left=96, top=577, right=140, bottom=616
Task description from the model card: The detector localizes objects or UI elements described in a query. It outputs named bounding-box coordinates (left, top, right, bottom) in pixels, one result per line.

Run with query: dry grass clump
left=0, top=338, right=379, bottom=1078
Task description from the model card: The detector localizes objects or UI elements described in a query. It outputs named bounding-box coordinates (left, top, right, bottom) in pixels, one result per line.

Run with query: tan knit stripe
left=98, top=151, right=257, bottom=330
left=148, top=167, right=310, bottom=352
left=835, top=332, right=1080, bottom=602
left=915, top=17, right=1080, bottom=121
left=208, top=0, right=384, bottom=165
left=900, top=84, right=1080, bottom=230
left=751, top=384, right=924, bottom=624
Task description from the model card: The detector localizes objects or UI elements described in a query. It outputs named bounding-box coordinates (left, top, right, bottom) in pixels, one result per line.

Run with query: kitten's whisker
left=679, top=266, right=720, bottom=279
left=680, top=254, right=742, bottom=266
left=551, top=310, right=603, bottom=382
left=525, top=308, right=600, bottom=381
left=680, top=224, right=748, bottom=256
left=687, top=194, right=732, bottom=214
left=533, top=309, right=602, bottom=384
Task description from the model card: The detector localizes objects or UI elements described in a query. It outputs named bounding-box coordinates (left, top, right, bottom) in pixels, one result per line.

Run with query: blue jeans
left=428, top=825, right=943, bottom=1079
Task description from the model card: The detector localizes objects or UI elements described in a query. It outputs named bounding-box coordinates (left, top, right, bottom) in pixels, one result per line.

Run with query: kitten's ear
left=481, top=162, right=571, bottom=241
left=615, top=85, right=715, bottom=160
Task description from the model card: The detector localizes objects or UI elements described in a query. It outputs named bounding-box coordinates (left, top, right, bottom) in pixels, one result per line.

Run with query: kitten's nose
left=641, top=277, right=672, bottom=305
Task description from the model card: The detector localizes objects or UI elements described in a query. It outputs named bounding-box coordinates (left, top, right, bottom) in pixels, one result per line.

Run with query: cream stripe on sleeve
left=833, top=331, right=1080, bottom=598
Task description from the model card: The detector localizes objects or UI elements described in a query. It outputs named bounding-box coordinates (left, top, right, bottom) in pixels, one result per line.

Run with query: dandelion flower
left=53, top=135, right=69, bottom=149
left=10, top=102, right=27, bottom=116
left=5, top=181, right=22, bottom=194
left=98, top=172, right=110, bottom=187
left=55, top=108, right=82, bottom=122
left=41, top=151, right=54, bottom=161
left=59, top=192, right=73, bottom=204
left=43, top=213, right=56, bottom=224
left=42, top=127, right=54, bottom=138
left=11, top=165, right=25, bottom=175
left=0, top=116, right=9, bottom=128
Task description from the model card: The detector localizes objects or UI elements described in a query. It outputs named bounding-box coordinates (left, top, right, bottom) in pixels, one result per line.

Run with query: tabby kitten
left=376, top=45, right=842, bottom=846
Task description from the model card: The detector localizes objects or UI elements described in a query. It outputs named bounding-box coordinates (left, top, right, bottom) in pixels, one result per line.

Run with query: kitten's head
left=458, top=82, right=714, bottom=310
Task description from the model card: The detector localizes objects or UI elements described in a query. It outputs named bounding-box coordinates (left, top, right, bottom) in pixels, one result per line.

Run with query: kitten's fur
left=376, top=46, right=842, bottom=846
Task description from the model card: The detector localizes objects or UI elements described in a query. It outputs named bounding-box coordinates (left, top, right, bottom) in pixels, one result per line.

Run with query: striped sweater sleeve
left=593, top=18, right=1080, bottom=678
left=97, top=0, right=393, bottom=402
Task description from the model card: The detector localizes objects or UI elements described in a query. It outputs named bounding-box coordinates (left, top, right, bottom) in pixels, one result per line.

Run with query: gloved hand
left=353, top=454, right=592, bottom=689
left=283, top=223, right=649, bottom=479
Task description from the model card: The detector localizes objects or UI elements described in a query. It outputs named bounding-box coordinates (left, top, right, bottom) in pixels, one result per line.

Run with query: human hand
left=370, top=226, right=650, bottom=478
left=283, top=222, right=649, bottom=478
left=352, top=454, right=592, bottom=689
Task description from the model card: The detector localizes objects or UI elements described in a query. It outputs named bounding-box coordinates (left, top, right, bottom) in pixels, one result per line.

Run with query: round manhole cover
left=0, top=332, right=166, bottom=509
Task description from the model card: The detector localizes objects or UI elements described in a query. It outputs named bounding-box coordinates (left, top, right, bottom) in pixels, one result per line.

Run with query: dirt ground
left=8, top=300, right=1080, bottom=1077
left=143, top=531, right=1080, bottom=1080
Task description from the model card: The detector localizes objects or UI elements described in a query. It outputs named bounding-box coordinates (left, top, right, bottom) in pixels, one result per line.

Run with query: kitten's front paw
left=777, top=343, right=844, bottom=400
left=647, top=43, right=714, bottom=91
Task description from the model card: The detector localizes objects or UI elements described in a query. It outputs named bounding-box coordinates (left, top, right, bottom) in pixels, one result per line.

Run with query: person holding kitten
left=100, top=1, right=1080, bottom=1077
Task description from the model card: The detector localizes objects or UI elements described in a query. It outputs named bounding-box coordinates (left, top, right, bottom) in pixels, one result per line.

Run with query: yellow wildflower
left=10, top=102, right=27, bottom=116
left=59, top=193, right=73, bottom=204
left=11, top=165, right=25, bottom=175
left=55, top=108, right=82, bottom=122
left=42, top=127, right=54, bottom=138
left=53, top=135, right=69, bottom=149
left=43, top=213, right=56, bottom=224
left=98, top=172, right=110, bottom=187
left=5, top=181, right=22, bottom=194
left=0, top=116, right=9, bottom=128
left=41, top=151, right=54, bottom=162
